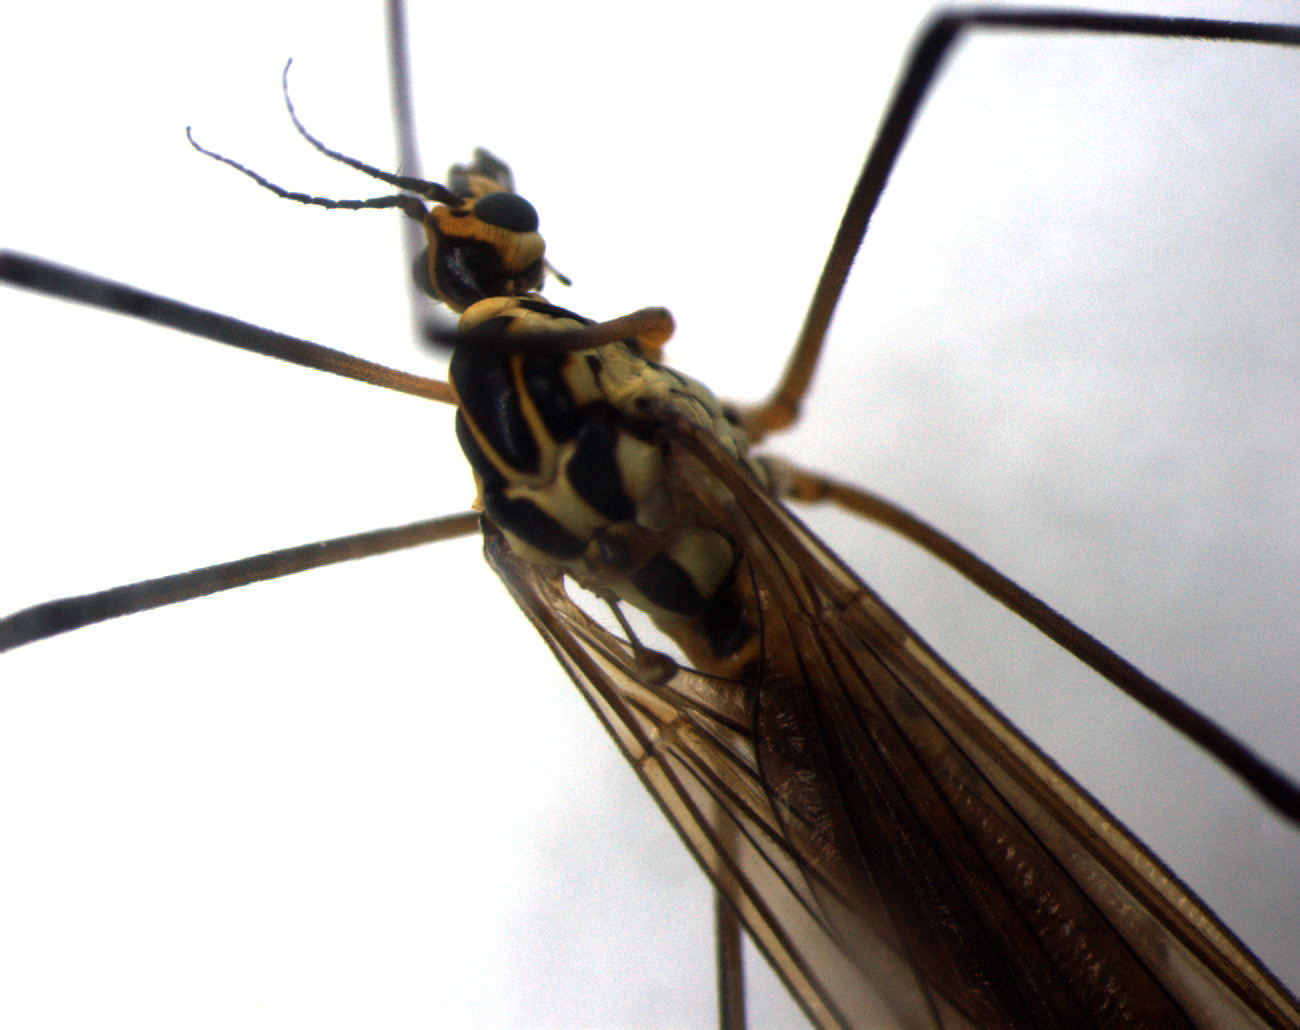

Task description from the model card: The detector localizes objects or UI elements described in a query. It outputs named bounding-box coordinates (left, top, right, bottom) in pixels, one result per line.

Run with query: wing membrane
left=481, top=422, right=1300, bottom=1029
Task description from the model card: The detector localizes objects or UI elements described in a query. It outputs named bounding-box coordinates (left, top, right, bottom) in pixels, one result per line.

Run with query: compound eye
left=473, top=192, right=539, bottom=233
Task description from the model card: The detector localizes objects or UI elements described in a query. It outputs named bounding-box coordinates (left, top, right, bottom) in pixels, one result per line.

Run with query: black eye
left=473, top=192, right=539, bottom=233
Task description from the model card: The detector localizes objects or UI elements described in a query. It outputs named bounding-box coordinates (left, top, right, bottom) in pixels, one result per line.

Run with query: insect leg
left=740, top=10, right=1300, bottom=442
left=382, top=0, right=442, bottom=347
left=714, top=840, right=747, bottom=1030
left=770, top=457, right=1300, bottom=825
left=0, top=253, right=455, bottom=403
left=0, top=513, right=478, bottom=651
left=0, top=252, right=477, bottom=650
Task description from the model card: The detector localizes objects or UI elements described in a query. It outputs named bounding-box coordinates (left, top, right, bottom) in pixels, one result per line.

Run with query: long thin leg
left=773, top=459, right=1300, bottom=824
left=384, top=0, right=423, bottom=188
left=0, top=253, right=454, bottom=404
left=0, top=513, right=479, bottom=651
left=383, top=0, right=451, bottom=350
left=742, top=9, right=1300, bottom=441
left=0, top=251, right=479, bottom=651
left=715, top=895, right=746, bottom=1030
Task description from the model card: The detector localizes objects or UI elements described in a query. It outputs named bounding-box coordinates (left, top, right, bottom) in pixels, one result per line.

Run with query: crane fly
left=2, top=2, right=1300, bottom=1030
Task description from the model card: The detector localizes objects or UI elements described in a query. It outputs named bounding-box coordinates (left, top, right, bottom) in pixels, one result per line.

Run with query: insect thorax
left=449, top=295, right=764, bottom=662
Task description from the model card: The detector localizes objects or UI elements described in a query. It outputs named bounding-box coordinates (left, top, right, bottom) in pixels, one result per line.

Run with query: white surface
left=2, top=1, right=1297, bottom=1027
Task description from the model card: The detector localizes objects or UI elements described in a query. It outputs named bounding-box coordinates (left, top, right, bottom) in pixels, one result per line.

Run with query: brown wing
left=481, top=422, right=1300, bottom=1030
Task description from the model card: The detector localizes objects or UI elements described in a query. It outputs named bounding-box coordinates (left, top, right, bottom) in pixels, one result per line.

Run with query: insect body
left=3, top=4, right=1299, bottom=1028
left=412, top=168, right=1300, bottom=1025
left=192, top=98, right=1300, bottom=1019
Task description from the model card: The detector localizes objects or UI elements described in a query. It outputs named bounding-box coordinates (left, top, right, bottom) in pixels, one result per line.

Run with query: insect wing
left=484, top=421, right=1300, bottom=1030
left=3, top=1, right=1298, bottom=1024
left=482, top=519, right=894, bottom=1030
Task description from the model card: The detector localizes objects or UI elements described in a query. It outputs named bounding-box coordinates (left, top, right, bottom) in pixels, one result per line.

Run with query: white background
left=2, top=1, right=1297, bottom=1027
